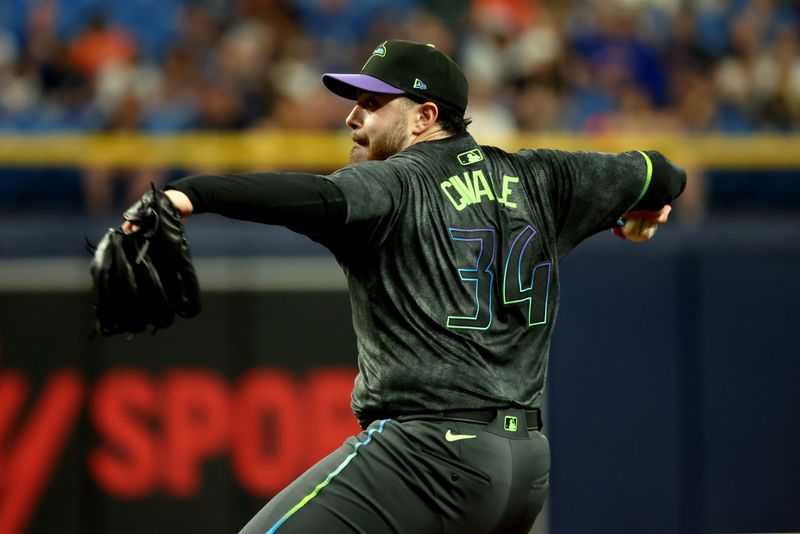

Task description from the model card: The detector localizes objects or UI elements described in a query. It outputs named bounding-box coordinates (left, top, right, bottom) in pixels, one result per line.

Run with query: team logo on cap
left=363, top=41, right=388, bottom=70
left=413, top=78, right=427, bottom=90
left=372, top=42, right=387, bottom=57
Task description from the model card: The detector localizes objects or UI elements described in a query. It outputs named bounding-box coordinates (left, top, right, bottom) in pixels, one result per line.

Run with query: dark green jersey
left=171, top=132, right=684, bottom=423
left=325, top=133, right=668, bottom=419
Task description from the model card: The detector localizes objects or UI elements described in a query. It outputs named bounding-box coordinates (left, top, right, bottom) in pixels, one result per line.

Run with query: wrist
left=164, top=189, right=194, bottom=217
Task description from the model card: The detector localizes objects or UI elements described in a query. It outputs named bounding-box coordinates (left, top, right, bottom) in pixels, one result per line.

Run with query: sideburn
left=368, top=114, right=411, bottom=161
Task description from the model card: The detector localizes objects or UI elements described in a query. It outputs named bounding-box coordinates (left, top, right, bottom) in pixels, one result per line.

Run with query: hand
left=611, top=205, right=672, bottom=241
left=91, top=186, right=200, bottom=337
left=122, top=189, right=193, bottom=233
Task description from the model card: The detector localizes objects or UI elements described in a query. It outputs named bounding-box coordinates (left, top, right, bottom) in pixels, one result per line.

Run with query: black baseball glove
left=89, top=187, right=201, bottom=336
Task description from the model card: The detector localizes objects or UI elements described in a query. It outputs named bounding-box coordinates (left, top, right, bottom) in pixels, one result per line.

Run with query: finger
left=621, top=217, right=657, bottom=241
left=655, top=205, right=672, bottom=223
left=625, top=205, right=672, bottom=224
left=121, top=221, right=140, bottom=234
left=632, top=219, right=658, bottom=238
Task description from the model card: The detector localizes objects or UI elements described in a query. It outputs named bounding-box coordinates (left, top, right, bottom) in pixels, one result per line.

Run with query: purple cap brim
left=322, top=73, right=405, bottom=100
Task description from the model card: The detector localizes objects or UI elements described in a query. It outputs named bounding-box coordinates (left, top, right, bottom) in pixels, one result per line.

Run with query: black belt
left=441, top=408, right=542, bottom=431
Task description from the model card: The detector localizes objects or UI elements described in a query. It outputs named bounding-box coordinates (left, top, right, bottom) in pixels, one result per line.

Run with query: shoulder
left=328, top=158, right=407, bottom=181
left=479, top=144, right=557, bottom=173
left=326, top=160, right=413, bottom=205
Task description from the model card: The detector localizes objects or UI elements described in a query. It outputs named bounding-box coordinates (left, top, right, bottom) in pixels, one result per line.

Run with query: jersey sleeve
left=166, top=171, right=347, bottom=242
left=325, top=159, right=405, bottom=251
left=521, top=149, right=683, bottom=256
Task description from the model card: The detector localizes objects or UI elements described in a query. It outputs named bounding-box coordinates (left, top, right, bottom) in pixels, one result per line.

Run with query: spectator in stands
left=1, top=0, right=799, bottom=216
left=2, top=0, right=798, bottom=137
left=140, top=45, right=201, bottom=132
left=68, top=11, right=136, bottom=79
left=263, top=35, right=350, bottom=130
left=82, top=92, right=166, bottom=216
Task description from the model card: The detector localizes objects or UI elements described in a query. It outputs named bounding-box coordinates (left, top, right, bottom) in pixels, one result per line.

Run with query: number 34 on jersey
left=447, top=225, right=553, bottom=331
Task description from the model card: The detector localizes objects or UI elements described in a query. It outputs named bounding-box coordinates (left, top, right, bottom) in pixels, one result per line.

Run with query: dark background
left=2, top=221, right=798, bottom=534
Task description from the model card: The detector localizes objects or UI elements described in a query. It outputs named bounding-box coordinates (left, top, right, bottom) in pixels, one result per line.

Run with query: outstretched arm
left=610, top=151, right=686, bottom=242
left=124, top=172, right=347, bottom=239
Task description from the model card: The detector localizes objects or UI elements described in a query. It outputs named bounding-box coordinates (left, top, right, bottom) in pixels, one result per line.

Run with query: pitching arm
left=611, top=151, right=687, bottom=241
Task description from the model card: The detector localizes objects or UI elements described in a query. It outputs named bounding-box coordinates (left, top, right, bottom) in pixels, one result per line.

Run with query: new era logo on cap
left=413, top=78, right=427, bottom=90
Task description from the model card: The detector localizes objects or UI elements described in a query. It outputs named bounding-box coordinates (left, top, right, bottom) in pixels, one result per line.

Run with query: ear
left=410, top=102, right=439, bottom=134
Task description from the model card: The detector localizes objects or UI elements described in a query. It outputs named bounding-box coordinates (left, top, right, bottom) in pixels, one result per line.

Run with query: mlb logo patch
left=503, top=416, right=518, bottom=432
left=457, top=149, right=484, bottom=165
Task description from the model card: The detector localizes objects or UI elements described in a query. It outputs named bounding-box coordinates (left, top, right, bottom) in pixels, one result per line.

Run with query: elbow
left=638, top=151, right=687, bottom=210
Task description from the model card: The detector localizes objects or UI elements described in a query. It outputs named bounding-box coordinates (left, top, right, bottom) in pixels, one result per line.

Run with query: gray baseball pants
left=239, top=408, right=550, bottom=534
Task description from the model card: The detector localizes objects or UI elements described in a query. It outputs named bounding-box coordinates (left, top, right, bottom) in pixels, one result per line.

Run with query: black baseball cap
left=322, top=40, right=468, bottom=116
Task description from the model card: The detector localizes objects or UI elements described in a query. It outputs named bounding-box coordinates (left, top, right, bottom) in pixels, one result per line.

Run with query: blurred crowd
left=0, top=0, right=798, bottom=216
left=2, top=0, right=799, bottom=135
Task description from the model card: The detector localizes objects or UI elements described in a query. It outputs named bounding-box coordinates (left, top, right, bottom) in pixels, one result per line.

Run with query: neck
left=409, top=126, right=454, bottom=146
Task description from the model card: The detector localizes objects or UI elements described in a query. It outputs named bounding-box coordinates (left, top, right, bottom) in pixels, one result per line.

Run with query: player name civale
left=440, top=169, right=520, bottom=211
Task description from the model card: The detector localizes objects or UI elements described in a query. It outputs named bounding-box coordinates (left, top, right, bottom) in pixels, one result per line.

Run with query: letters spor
left=0, top=367, right=358, bottom=534
left=88, top=367, right=358, bottom=497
